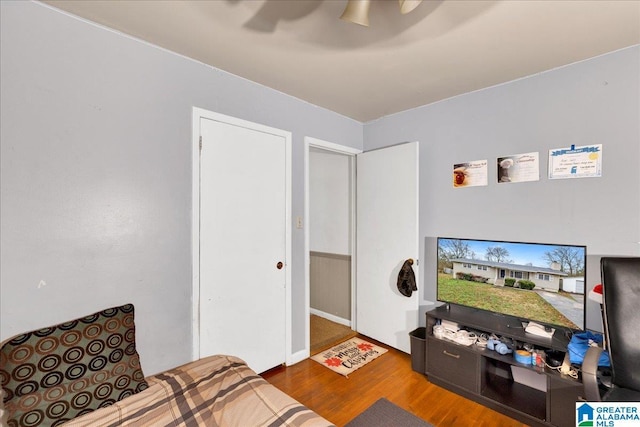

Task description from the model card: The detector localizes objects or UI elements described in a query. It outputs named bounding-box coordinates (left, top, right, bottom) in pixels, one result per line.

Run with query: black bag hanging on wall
left=397, top=259, right=417, bottom=297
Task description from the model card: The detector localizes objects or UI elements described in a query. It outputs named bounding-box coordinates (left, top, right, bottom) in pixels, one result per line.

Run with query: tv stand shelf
left=425, top=305, right=583, bottom=427
left=433, top=304, right=570, bottom=351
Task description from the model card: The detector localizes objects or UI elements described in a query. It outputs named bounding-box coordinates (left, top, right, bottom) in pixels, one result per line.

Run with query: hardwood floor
left=262, top=335, right=529, bottom=427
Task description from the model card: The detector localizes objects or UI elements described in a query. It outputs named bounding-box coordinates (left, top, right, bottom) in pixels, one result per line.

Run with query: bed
left=0, top=304, right=333, bottom=427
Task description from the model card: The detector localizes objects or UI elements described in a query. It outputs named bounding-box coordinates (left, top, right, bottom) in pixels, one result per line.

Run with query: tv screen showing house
left=437, top=237, right=586, bottom=330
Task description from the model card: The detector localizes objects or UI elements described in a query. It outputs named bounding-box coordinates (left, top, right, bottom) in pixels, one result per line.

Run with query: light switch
left=296, top=216, right=303, bottom=229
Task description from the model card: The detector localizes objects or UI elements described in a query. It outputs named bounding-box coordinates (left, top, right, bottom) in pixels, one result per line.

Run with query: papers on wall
left=496, top=152, right=540, bottom=184
left=548, top=144, right=602, bottom=179
left=450, top=145, right=603, bottom=190
left=453, top=160, right=488, bottom=188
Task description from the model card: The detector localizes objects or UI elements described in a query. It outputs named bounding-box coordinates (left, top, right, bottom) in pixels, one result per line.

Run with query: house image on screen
left=561, top=276, right=586, bottom=294
left=451, top=258, right=568, bottom=292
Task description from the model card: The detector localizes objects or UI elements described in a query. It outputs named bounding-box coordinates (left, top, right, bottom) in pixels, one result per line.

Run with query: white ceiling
left=43, top=0, right=640, bottom=122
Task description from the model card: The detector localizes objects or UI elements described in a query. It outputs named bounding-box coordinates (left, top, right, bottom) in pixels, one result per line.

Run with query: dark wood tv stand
left=425, top=305, right=583, bottom=427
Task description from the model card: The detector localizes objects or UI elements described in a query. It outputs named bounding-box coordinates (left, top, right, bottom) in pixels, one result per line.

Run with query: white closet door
left=199, top=115, right=289, bottom=373
left=356, top=142, right=419, bottom=353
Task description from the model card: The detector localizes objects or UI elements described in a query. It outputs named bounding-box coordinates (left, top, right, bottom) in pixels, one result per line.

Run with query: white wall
left=365, top=46, right=640, bottom=331
left=309, top=148, right=351, bottom=255
left=2, top=2, right=637, bottom=375
left=0, top=1, right=362, bottom=375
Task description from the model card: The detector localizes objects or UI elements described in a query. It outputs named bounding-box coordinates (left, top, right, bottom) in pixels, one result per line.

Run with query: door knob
left=276, top=262, right=284, bottom=270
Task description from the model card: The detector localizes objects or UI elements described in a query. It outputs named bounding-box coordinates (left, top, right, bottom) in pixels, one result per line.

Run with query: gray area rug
left=344, top=398, right=433, bottom=427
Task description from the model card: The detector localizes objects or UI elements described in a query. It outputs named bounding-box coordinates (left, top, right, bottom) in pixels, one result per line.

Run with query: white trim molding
left=304, top=136, right=361, bottom=357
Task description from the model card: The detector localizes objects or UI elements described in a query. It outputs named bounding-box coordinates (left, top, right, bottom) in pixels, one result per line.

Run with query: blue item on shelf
left=487, top=338, right=512, bottom=355
left=514, top=350, right=532, bottom=364
left=568, top=331, right=610, bottom=367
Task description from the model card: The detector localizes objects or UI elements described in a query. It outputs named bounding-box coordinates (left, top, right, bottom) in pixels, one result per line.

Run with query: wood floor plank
left=262, top=335, right=528, bottom=427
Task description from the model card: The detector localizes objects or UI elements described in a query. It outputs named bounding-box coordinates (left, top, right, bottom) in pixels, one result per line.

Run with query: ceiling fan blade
left=399, top=0, right=423, bottom=14
left=340, top=0, right=371, bottom=27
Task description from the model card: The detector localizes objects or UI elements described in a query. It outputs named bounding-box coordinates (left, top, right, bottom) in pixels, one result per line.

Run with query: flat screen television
left=437, top=237, right=586, bottom=331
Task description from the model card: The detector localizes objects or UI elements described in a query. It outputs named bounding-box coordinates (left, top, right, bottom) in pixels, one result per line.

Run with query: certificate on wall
left=453, top=160, right=488, bottom=187
left=496, top=152, right=539, bottom=184
left=548, top=144, right=602, bottom=179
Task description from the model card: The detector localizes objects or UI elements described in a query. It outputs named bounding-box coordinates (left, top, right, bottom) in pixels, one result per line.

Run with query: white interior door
left=198, top=114, right=290, bottom=373
left=356, top=142, right=419, bottom=353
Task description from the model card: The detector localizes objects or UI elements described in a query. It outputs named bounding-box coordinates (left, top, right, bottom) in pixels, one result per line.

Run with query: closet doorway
left=305, top=138, right=419, bottom=356
left=305, top=137, right=360, bottom=355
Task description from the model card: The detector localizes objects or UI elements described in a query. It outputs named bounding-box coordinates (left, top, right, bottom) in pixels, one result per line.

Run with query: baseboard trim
left=310, top=308, right=351, bottom=327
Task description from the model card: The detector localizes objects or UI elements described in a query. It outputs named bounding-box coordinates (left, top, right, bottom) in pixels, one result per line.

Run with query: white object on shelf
left=525, top=321, right=555, bottom=338
left=441, top=319, right=459, bottom=332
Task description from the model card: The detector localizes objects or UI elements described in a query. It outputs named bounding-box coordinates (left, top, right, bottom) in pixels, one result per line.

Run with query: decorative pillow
left=0, top=303, right=148, bottom=427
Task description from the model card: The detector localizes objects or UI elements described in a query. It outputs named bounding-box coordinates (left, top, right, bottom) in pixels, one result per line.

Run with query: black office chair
left=582, top=257, right=640, bottom=401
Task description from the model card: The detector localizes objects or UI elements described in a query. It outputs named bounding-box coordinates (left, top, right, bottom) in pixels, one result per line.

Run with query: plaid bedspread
left=62, top=355, right=334, bottom=427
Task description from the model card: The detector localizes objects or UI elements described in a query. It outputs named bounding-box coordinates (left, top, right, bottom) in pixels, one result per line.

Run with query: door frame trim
left=304, top=136, right=361, bottom=357
left=192, top=107, right=292, bottom=365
